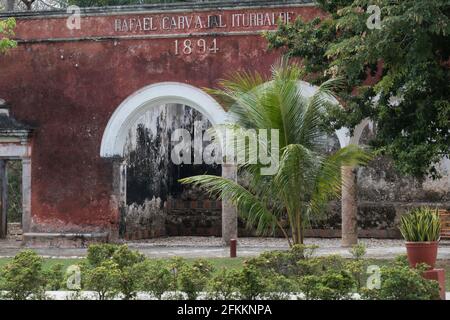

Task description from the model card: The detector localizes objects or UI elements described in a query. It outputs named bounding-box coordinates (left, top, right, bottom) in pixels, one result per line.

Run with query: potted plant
left=399, top=207, right=441, bottom=269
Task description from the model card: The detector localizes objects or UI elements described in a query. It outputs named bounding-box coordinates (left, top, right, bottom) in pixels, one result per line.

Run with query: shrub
left=85, top=244, right=146, bottom=299
left=206, top=268, right=240, bottom=300
left=349, top=243, right=367, bottom=260
left=246, top=245, right=319, bottom=277
left=86, top=243, right=118, bottom=267
left=393, top=254, right=409, bottom=267
left=296, top=255, right=346, bottom=277
left=235, top=264, right=268, bottom=300
left=346, top=243, right=368, bottom=290
left=262, top=273, right=297, bottom=300
left=362, top=264, right=440, bottom=300
left=207, top=265, right=295, bottom=300
left=177, top=259, right=214, bottom=300
left=111, top=245, right=146, bottom=300
left=0, top=250, right=47, bottom=300
left=399, top=207, right=441, bottom=242
left=167, top=257, right=188, bottom=291
left=84, top=260, right=120, bottom=300
left=111, top=245, right=145, bottom=269
left=139, top=260, right=173, bottom=300
left=299, top=270, right=355, bottom=300
left=45, top=263, right=65, bottom=291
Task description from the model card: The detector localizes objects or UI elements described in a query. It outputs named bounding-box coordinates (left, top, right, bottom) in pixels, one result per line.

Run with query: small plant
left=111, top=245, right=145, bottom=269
left=235, top=264, right=268, bottom=300
left=139, top=260, right=173, bottom=300
left=299, top=270, right=355, bottom=300
left=45, top=263, right=65, bottom=291
left=86, top=243, right=118, bottom=267
left=361, top=264, right=440, bottom=300
left=347, top=243, right=368, bottom=290
left=296, top=255, right=346, bottom=277
left=111, top=245, right=146, bottom=300
left=399, top=207, right=441, bottom=242
left=84, top=260, right=120, bottom=300
left=246, top=245, right=319, bottom=277
left=0, top=250, right=47, bottom=300
left=177, top=259, right=214, bottom=300
left=206, top=268, right=240, bottom=300
left=349, top=243, right=366, bottom=260
left=167, top=257, right=188, bottom=291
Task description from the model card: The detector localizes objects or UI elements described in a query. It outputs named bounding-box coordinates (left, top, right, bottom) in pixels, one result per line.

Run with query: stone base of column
left=22, top=232, right=109, bottom=248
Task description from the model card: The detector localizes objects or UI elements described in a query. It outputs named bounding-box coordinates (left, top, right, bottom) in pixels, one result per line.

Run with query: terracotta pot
left=405, top=241, right=439, bottom=269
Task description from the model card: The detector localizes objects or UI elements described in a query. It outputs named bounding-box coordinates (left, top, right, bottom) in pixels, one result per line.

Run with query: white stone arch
left=100, top=82, right=237, bottom=244
left=100, top=82, right=229, bottom=158
left=296, top=80, right=362, bottom=149
left=336, top=118, right=373, bottom=148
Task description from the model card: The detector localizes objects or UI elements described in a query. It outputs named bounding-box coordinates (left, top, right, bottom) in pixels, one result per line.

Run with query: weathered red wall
left=0, top=3, right=322, bottom=235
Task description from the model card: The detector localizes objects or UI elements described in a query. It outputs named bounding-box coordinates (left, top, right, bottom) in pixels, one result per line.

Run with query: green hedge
left=0, top=244, right=441, bottom=300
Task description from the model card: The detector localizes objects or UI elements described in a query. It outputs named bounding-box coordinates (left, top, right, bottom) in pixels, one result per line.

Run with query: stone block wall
left=309, top=155, right=450, bottom=238
left=165, top=199, right=222, bottom=236
left=122, top=198, right=222, bottom=240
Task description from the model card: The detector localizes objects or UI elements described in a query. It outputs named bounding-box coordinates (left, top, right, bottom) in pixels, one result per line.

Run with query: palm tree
left=180, top=60, right=371, bottom=246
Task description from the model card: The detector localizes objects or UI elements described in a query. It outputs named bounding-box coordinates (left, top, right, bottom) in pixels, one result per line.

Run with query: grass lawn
left=0, top=257, right=247, bottom=275
left=0, top=256, right=448, bottom=291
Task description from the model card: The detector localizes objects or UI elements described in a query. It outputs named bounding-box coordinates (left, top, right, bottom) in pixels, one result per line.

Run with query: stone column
left=341, top=166, right=358, bottom=247
left=0, top=160, right=7, bottom=238
left=222, top=164, right=237, bottom=245
left=21, top=158, right=32, bottom=233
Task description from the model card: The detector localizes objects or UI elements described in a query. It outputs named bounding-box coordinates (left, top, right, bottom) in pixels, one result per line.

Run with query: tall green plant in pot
left=399, top=207, right=441, bottom=269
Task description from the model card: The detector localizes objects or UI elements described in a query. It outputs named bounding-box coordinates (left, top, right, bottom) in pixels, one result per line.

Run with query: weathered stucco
left=122, top=103, right=221, bottom=239
left=0, top=1, right=448, bottom=240
left=0, top=1, right=324, bottom=238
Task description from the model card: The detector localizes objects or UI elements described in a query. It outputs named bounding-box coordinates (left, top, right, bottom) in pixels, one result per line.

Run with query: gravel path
left=123, top=236, right=406, bottom=248
left=0, top=237, right=449, bottom=259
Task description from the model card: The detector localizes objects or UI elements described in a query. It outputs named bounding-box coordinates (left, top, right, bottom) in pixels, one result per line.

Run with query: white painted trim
left=0, top=144, right=31, bottom=158
left=337, top=118, right=372, bottom=147
left=100, top=82, right=228, bottom=157
left=21, top=158, right=32, bottom=233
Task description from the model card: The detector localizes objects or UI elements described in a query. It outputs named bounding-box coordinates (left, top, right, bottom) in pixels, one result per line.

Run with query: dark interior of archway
left=122, top=104, right=221, bottom=239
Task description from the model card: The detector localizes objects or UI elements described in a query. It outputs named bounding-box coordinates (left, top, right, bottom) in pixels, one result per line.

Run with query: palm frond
left=309, top=144, right=372, bottom=216
left=179, top=175, right=279, bottom=235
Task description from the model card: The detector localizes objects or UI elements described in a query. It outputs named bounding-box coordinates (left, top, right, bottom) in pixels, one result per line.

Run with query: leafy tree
left=181, top=60, right=370, bottom=246
left=266, top=0, right=450, bottom=178
left=0, top=17, right=16, bottom=53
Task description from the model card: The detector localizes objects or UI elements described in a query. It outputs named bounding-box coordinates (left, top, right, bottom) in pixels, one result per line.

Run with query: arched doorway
left=100, top=82, right=237, bottom=244
left=100, top=81, right=367, bottom=246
